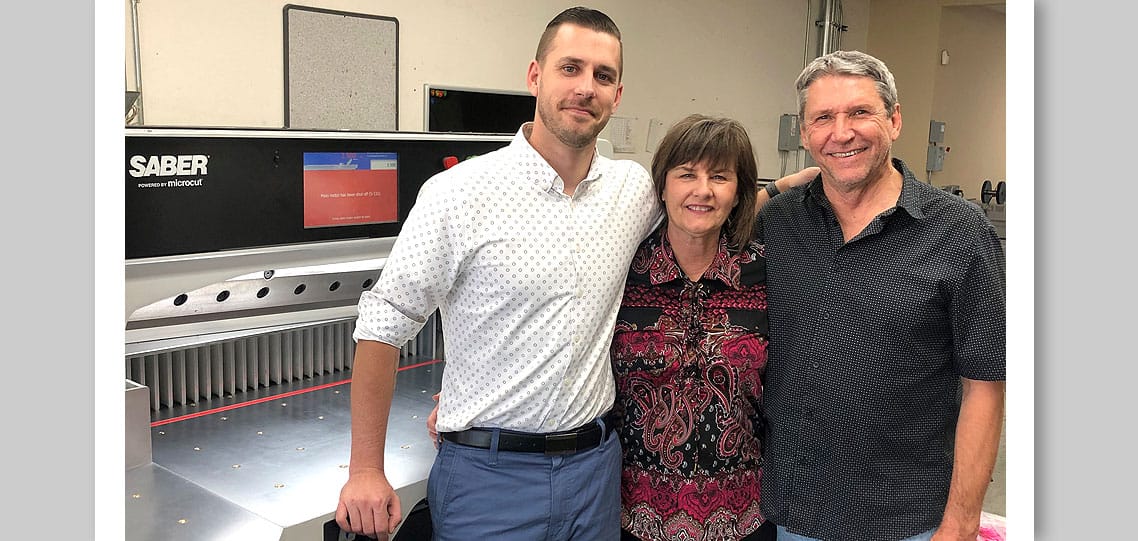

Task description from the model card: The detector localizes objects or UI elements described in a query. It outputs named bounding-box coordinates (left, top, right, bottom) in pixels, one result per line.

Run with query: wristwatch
left=765, top=181, right=780, bottom=198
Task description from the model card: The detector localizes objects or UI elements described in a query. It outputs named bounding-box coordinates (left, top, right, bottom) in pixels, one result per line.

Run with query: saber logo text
left=129, top=155, right=209, bottom=178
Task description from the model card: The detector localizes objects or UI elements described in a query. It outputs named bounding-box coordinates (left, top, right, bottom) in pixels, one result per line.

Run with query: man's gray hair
left=795, top=50, right=898, bottom=119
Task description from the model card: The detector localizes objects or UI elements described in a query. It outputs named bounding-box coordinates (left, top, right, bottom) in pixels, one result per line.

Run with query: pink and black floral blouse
left=611, top=226, right=769, bottom=541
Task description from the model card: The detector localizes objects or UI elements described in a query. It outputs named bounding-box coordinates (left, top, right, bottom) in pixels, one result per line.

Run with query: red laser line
left=150, top=359, right=444, bottom=427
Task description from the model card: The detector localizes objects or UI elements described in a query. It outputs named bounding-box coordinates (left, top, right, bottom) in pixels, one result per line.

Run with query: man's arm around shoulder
left=754, top=166, right=818, bottom=214
left=335, top=340, right=403, bottom=539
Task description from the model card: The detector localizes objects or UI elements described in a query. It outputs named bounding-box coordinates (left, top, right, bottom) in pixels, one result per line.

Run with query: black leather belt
left=442, top=411, right=618, bottom=456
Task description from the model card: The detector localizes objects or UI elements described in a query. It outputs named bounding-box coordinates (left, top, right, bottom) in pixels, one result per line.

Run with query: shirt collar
left=640, top=226, right=745, bottom=289
left=509, top=122, right=604, bottom=195
left=797, top=157, right=929, bottom=221
left=892, top=158, right=927, bottom=220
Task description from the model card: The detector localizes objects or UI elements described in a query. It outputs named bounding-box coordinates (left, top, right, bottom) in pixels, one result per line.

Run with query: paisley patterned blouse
left=611, top=226, right=769, bottom=541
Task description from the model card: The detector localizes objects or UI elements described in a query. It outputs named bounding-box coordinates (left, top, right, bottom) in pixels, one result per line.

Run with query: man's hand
left=780, top=166, right=820, bottom=190
left=427, top=393, right=440, bottom=448
left=336, top=468, right=402, bottom=539
left=930, top=520, right=979, bottom=541
left=757, top=167, right=820, bottom=214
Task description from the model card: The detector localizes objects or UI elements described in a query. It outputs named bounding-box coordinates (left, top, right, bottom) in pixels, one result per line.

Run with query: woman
left=613, top=114, right=772, bottom=541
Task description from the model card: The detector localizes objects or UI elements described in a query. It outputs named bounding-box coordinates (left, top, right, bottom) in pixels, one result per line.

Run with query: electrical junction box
left=778, top=114, right=800, bottom=151
left=927, top=145, right=945, bottom=171
left=929, top=120, right=946, bottom=143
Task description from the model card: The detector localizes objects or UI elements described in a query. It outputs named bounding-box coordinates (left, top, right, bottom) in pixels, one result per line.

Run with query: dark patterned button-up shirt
left=757, top=158, right=1006, bottom=541
left=612, top=227, right=769, bottom=541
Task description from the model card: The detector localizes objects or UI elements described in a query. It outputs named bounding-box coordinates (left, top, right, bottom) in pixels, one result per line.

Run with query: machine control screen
left=302, top=152, right=398, bottom=228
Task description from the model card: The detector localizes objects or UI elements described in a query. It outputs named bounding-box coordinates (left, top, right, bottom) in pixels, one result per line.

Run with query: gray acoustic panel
left=284, top=5, right=397, bottom=130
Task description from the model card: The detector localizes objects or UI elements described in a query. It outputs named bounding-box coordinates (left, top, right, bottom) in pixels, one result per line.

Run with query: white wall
left=124, top=0, right=870, bottom=179
left=866, top=0, right=1005, bottom=200
left=932, top=5, right=1006, bottom=199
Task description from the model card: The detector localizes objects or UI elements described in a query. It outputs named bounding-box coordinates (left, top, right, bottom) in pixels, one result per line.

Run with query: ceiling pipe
left=130, top=0, right=145, bottom=124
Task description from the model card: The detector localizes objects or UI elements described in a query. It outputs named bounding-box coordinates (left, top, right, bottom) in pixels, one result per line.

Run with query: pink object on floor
left=977, top=511, right=1007, bottom=541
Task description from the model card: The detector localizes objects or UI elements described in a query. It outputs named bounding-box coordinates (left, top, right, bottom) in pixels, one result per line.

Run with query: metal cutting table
left=127, top=361, right=442, bottom=541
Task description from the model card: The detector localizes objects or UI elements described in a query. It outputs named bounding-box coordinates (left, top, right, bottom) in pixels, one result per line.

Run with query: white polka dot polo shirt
left=354, top=123, right=664, bottom=433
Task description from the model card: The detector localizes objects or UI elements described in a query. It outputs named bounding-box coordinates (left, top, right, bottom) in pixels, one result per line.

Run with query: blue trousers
left=427, top=426, right=621, bottom=541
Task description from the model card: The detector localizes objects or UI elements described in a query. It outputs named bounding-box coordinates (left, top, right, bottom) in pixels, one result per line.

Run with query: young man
left=758, top=50, right=1006, bottom=541
left=335, top=7, right=661, bottom=540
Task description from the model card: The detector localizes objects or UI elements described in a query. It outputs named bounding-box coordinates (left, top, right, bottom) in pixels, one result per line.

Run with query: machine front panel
left=126, top=129, right=511, bottom=259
